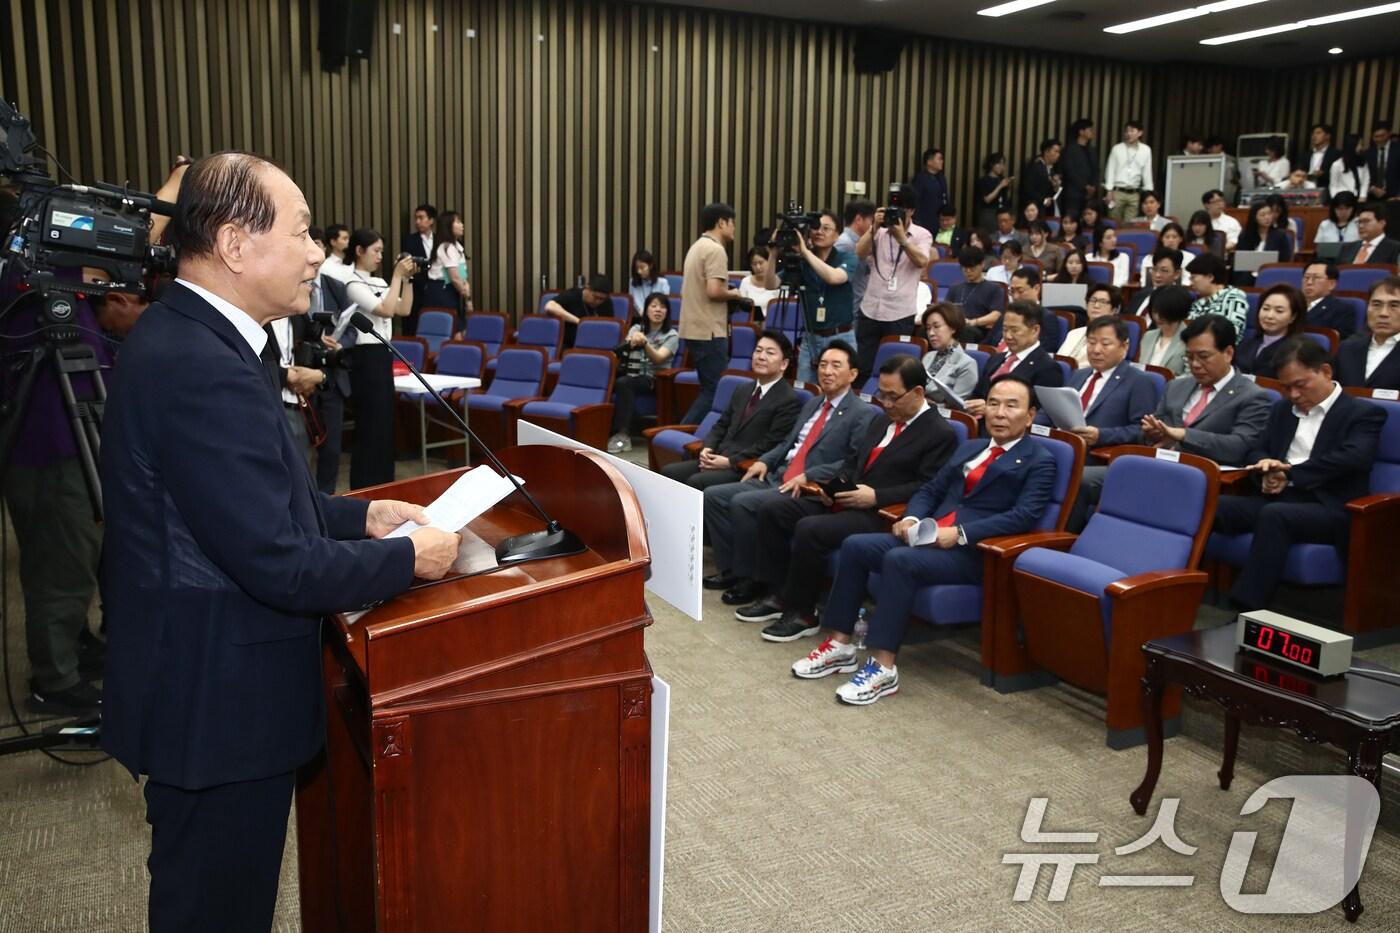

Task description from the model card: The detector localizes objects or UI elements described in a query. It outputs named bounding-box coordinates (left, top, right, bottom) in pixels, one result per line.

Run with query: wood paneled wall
left=2, top=0, right=1395, bottom=317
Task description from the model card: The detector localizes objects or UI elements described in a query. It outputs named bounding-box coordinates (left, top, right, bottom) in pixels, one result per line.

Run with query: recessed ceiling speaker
left=319, top=0, right=378, bottom=70
left=852, top=29, right=912, bottom=75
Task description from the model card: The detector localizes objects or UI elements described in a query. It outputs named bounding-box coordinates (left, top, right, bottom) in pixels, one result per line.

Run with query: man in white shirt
left=1334, top=276, right=1400, bottom=389
left=1212, top=337, right=1386, bottom=609
left=1202, top=189, right=1242, bottom=249
left=1104, top=121, right=1153, bottom=224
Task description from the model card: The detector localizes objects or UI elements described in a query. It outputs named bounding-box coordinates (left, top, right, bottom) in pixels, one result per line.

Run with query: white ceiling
left=647, top=0, right=1400, bottom=66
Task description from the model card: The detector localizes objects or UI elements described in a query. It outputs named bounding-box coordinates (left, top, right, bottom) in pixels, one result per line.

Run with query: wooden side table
left=1131, top=625, right=1400, bottom=923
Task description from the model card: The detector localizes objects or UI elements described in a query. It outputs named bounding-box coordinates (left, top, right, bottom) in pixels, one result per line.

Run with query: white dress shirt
left=1182, top=368, right=1235, bottom=421
left=871, top=403, right=930, bottom=455
left=319, top=256, right=353, bottom=282
left=1366, top=333, right=1400, bottom=379
left=175, top=277, right=267, bottom=355
left=270, top=318, right=299, bottom=405
left=1329, top=162, right=1370, bottom=200
left=1104, top=141, right=1153, bottom=191
left=1211, top=213, right=1243, bottom=249
left=783, top=392, right=847, bottom=466
left=346, top=269, right=395, bottom=341
left=1285, top=381, right=1343, bottom=464
left=1257, top=157, right=1290, bottom=186
left=962, top=434, right=1023, bottom=477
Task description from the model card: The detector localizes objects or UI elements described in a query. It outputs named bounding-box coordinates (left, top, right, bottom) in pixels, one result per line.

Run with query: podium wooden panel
left=295, top=446, right=653, bottom=932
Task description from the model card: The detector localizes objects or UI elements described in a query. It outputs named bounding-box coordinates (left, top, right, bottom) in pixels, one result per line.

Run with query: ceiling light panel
left=1105, top=0, right=1271, bottom=35
left=1201, top=1, right=1400, bottom=44
left=977, top=0, right=1058, bottom=17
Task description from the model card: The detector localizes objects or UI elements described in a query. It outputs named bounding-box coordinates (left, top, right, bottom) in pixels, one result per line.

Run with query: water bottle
left=854, top=608, right=869, bottom=650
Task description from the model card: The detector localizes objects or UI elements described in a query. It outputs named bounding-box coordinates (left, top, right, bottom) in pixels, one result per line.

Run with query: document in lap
left=1035, top=385, right=1087, bottom=430
left=906, top=518, right=944, bottom=547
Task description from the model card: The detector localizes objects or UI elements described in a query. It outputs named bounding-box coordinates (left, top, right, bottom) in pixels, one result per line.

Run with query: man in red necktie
left=964, top=301, right=1064, bottom=418
left=733, top=356, right=958, bottom=641
left=701, top=344, right=877, bottom=604
left=790, top=376, right=1057, bottom=705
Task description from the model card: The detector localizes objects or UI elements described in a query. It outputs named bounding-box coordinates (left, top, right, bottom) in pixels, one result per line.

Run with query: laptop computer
left=1314, top=241, right=1344, bottom=261
left=1233, top=250, right=1278, bottom=274
left=1041, top=283, right=1088, bottom=309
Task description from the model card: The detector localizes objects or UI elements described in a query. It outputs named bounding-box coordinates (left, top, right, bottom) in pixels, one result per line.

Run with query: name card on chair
left=898, top=335, right=911, bottom=342
left=964, top=342, right=980, bottom=350
left=1154, top=448, right=1181, bottom=462
left=859, top=393, right=872, bottom=403
left=1374, top=389, right=1399, bottom=400
left=1030, top=423, right=1051, bottom=437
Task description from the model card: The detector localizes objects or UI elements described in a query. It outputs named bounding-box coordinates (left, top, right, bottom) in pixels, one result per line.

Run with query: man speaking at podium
left=100, top=152, right=461, bottom=932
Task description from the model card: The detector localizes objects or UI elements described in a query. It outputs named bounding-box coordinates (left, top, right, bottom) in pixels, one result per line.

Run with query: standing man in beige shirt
left=679, top=203, right=742, bottom=423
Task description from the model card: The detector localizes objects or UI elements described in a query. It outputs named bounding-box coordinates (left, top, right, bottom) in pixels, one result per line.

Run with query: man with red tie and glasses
left=963, top=301, right=1063, bottom=418
left=792, top=375, right=1056, bottom=705
left=734, top=355, right=958, bottom=642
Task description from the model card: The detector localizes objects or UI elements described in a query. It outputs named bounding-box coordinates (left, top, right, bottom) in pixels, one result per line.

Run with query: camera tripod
left=0, top=286, right=106, bottom=758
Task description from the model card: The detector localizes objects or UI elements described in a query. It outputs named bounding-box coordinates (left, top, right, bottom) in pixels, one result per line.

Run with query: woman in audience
left=737, top=246, right=780, bottom=321
left=968, top=228, right=999, bottom=270
left=1133, top=191, right=1169, bottom=231
left=627, top=248, right=668, bottom=312
left=919, top=302, right=979, bottom=403
left=1316, top=191, right=1361, bottom=243
left=1187, top=252, right=1249, bottom=337
left=1080, top=201, right=1105, bottom=233
left=425, top=210, right=472, bottom=328
left=344, top=228, right=418, bottom=489
left=1023, top=220, right=1061, bottom=276
left=1016, top=201, right=1041, bottom=241
left=1184, top=210, right=1224, bottom=257
left=974, top=152, right=1013, bottom=231
left=1329, top=134, right=1371, bottom=201
left=1086, top=225, right=1130, bottom=287
left=1058, top=282, right=1121, bottom=367
left=1053, top=213, right=1089, bottom=253
left=1053, top=247, right=1090, bottom=286
left=608, top=291, right=679, bottom=453
left=1139, top=222, right=1190, bottom=285
left=1235, top=284, right=1306, bottom=379
left=1251, top=137, right=1290, bottom=188
left=1235, top=200, right=1293, bottom=280
left=1138, top=285, right=1191, bottom=376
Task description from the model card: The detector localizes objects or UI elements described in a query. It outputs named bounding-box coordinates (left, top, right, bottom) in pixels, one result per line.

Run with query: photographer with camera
left=264, top=310, right=333, bottom=465
left=853, top=183, right=932, bottom=380
left=345, top=228, right=417, bottom=489
left=761, top=207, right=859, bottom=384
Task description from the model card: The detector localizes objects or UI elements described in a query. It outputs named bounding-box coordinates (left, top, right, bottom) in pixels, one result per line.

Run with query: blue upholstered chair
left=1137, top=366, right=1168, bottom=408
left=416, top=310, right=457, bottom=355
left=642, top=374, right=749, bottom=471
left=660, top=324, right=760, bottom=425
left=1120, top=314, right=1145, bottom=361
left=463, top=312, right=508, bottom=361
left=1205, top=396, right=1400, bottom=641
left=508, top=350, right=618, bottom=449
left=1338, top=265, right=1392, bottom=295
left=485, top=314, right=563, bottom=377
left=859, top=337, right=929, bottom=395
left=1009, top=448, right=1219, bottom=747
left=608, top=295, right=632, bottom=321
left=1115, top=230, right=1157, bottom=275
left=1255, top=264, right=1305, bottom=290
left=536, top=290, right=559, bottom=315
left=928, top=261, right=965, bottom=293
left=663, top=272, right=684, bottom=294
left=549, top=319, right=624, bottom=377
left=390, top=337, right=428, bottom=372
left=1085, top=262, right=1114, bottom=286
left=765, top=299, right=803, bottom=348
left=465, top=347, right=547, bottom=454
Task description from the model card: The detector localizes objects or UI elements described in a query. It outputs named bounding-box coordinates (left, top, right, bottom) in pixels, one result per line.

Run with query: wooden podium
left=295, top=445, right=653, bottom=932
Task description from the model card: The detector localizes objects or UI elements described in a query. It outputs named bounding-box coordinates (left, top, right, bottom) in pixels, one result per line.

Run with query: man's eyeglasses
left=1086, top=296, right=1113, bottom=307
left=875, top=386, right=917, bottom=405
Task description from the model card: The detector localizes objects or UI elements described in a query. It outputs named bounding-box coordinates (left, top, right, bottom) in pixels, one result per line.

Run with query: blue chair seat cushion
left=675, top=371, right=699, bottom=386
left=1206, top=533, right=1345, bottom=586
left=521, top=400, right=579, bottom=422
left=1015, top=546, right=1121, bottom=642
left=652, top=428, right=699, bottom=455
left=467, top=394, right=516, bottom=413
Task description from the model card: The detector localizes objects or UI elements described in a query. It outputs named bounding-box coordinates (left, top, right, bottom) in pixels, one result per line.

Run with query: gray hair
left=167, top=151, right=279, bottom=259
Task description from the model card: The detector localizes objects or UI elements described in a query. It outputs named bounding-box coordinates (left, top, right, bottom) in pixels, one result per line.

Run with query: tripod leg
left=53, top=345, right=105, bottom=523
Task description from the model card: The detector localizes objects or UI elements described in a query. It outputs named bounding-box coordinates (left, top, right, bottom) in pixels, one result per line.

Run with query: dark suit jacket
left=1125, top=284, right=1155, bottom=317
left=1020, top=157, right=1058, bottom=214
left=1296, top=146, right=1341, bottom=190
left=847, top=407, right=958, bottom=506
left=1366, top=139, right=1400, bottom=197
left=1337, top=237, right=1400, bottom=266
left=1334, top=333, right=1400, bottom=390
left=704, top=377, right=802, bottom=461
left=100, top=282, right=416, bottom=789
left=974, top=344, right=1065, bottom=400
left=1038, top=361, right=1156, bottom=446
left=1059, top=141, right=1099, bottom=210
left=1235, top=332, right=1289, bottom=380
left=1132, top=371, right=1272, bottom=465
left=905, top=436, right=1057, bottom=545
left=759, top=391, right=877, bottom=482
left=1245, top=390, right=1385, bottom=511
left=403, top=230, right=433, bottom=290
left=1307, top=295, right=1358, bottom=339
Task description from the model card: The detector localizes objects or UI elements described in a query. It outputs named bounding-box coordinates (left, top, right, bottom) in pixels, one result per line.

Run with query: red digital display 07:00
left=1242, top=619, right=1322, bottom=670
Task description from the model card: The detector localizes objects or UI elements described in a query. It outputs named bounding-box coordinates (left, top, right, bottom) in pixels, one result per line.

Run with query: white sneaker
left=607, top=433, right=627, bottom=453
left=619, top=435, right=633, bottom=452
left=835, top=658, right=899, bottom=705
left=791, top=637, right=859, bottom=679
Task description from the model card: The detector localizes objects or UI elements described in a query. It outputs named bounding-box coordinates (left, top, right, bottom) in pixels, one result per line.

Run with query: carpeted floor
left=3, top=450, right=1398, bottom=932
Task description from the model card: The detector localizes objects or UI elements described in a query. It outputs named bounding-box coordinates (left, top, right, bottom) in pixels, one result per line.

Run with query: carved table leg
left=1342, top=736, right=1384, bottom=923
left=1218, top=710, right=1240, bottom=791
left=1130, top=656, right=1165, bottom=816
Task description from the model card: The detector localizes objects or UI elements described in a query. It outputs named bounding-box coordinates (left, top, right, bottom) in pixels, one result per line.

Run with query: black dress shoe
left=721, top=580, right=765, bottom=606
left=703, top=572, right=738, bottom=590
left=761, top=612, right=820, bottom=643
left=29, top=679, right=102, bottom=715
left=735, top=597, right=784, bottom=623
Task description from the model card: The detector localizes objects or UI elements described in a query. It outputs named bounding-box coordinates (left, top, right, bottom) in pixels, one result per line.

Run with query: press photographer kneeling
left=761, top=206, right=859, bottom=383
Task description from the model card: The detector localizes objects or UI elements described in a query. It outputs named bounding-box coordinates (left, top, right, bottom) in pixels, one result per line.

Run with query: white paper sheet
left=330, top=303, right=360, bottom=343
left=384, top=465, right=518, bottom=538
left=931, top=376, right=967, bottom=411
left=1035, top=385, right=1087, bottom=430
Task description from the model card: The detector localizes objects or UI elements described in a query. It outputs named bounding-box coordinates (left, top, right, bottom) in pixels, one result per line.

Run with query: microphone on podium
left=314, top=309, right=586, bottom=566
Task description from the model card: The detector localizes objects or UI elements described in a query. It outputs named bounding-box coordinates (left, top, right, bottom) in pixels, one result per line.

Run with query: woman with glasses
left=1316, top=191, right=1361, bottom=243
left=1139, top=222, right=1191, bottom=286
left=919, top=302, right=979, bottom=404
left=1059, top=283, right=1122, bottom=368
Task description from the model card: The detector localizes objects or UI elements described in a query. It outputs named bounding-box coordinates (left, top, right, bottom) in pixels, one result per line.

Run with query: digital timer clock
left=1234, top=610, right=1352, bottom=677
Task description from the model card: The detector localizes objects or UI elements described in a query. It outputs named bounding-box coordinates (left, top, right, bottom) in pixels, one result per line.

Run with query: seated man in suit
left=965, top=301, right=1064, bottom=417
left=1214, top=337, right=1386, bottom=610
left=1338, top=206, right=1400, bottom=265
left=1071, top=314, right=1272, bottom=531
left=702, top=343, right=877, bottom=604
left=1334, top=275, right=1400, bottom=390
left=1052, top=317, right=1157, bottom=447
left=947, top=246, right=1006, bottom=343
left=732, top=355, right=958, bottom=640
left=789, top=375, right=1056, bottom=705
left=1126, top=247, right=1184, bottom=317
left=1301, top=261, right=1357, bottom=339
left=660, top=330, right=802, bottom=489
